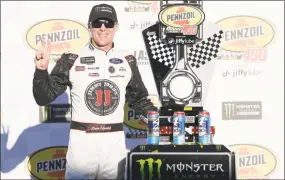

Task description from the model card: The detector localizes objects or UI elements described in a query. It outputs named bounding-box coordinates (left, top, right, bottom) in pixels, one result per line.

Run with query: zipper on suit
left=102, top=51, right=109, bottom=116
left=102, top=49, right=113, bottom=116
left=103, top=53, right=106, bottom=116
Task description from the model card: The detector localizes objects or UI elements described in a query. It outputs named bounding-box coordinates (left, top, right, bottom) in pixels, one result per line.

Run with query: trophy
left=142, top=0, right=224, bottom=144
left=126, top=2, right=237, bottom=180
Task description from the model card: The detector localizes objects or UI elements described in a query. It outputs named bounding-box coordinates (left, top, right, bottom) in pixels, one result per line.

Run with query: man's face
left=89, top=18, right=118, bottom=47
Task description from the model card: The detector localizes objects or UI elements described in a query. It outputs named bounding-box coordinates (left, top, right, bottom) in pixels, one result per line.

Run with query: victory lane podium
left=126, top=1, right=236, bottom=179
left=126, top=144, right=236, bottom=180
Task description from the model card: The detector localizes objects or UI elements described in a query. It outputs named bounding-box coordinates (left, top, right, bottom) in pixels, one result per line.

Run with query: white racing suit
left=32, top=42, right=157, bottom=179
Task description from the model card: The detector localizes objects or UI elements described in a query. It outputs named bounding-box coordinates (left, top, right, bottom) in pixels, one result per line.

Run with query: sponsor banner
left=215, top=16, right=276, bottom=62
left=129, top=20, right=157, bottom=31
left=123, top=95, right=160, bottom=139
left=40, top=104, right=72, bottom=123
left=222, top=101, right=262, bottom=120
left=124, top=1, right=160, bottom=13
left=229, top=144, right=278, bottom=179
left=133, top=49, right=149, bottom=66
left=25, top=19, right=90, bottom=62
left=130, top=152, right=232, bottom=180
left=222, top=67, right=263, bottom=78
left=26, top=146, right=68, bottom=179
left=80, top=56, right=95, bottom=64
left=158, top=5, right=205, bottom=44
left=158, top=5, right=205, bottom=28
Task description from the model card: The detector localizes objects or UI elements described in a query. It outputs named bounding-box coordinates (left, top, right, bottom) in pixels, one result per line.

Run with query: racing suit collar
left=88, top=39, right=114, bottom=55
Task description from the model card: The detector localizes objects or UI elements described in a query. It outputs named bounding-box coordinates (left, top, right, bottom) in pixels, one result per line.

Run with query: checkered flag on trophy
left=146, top=30, right=224, bottom=69
left=187, top=30, right=224, bottom=68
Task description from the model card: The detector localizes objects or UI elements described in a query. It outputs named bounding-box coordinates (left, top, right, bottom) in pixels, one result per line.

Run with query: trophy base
left=127, top=144, right=237, bottom=180
left=159, top=106, right=203, bottom=144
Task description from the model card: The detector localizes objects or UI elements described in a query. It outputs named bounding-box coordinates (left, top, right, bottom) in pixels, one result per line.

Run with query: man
left=33, top=3, right=157, bottom=179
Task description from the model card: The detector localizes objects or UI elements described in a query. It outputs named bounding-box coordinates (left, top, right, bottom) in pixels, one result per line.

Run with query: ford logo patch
left=109, top=58, right=123, bottom=64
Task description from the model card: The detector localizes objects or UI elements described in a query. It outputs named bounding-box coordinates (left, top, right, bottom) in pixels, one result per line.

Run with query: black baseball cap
left=88, top=4, right=118, bottom=24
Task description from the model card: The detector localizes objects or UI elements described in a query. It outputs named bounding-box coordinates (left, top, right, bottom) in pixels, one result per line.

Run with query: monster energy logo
left=136, top=158, right=162, bottom=180
left=166, top=162, right=225, bottom=173
left=140, top=145, right=146, bottom=151
left=223, top=101, right=262, bottom=120
left=223, top=103, right=235, bottom=119
left=216, top=145, right=222, bottom=151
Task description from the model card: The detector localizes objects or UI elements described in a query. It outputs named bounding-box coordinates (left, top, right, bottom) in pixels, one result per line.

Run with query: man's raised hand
left=34, top=39, right=51, bottom=70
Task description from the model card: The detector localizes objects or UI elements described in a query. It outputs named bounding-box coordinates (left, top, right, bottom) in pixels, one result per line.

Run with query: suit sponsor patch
left=108, top=66, right=115, bottom=73
left=68, top=53, right=79, bottom=61
left=109, top=58, right=123, bottom=64
left=125, top=55, right=137, bottom=67
left=85, top=80, right=120, bottom=116
left=125, top=55, right=135, bottom=63
left=75, top=66, right=85, bottom=71
left=80, top=56, right=95, bottom=64
left=89, top=73, right=99, bottom=77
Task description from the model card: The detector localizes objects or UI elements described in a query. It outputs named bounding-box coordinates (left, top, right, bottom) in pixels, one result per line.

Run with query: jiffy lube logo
left=26, top=19, right=90, bottom=62
left=216, top=16, right=276, bottom=62
left=229, top=144, right=278, bottom=179
left=27, top=146, right=68, bottom=179
left=158, top=5, right=205, bottom=35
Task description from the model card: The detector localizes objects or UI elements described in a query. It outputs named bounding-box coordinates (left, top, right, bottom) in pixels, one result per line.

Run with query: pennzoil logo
left=158, top=5, right=205, bottom=35
left=27, top=146, right=68, bottom=179
left=229, top=144, right=278, bottom=179
left=123, top=95, right=160, bottom=138
left=216, top=16, right=276, bottom=62
left=125, top=1, right=159, bottom=13
left=26, top=19, right=90, bottom=62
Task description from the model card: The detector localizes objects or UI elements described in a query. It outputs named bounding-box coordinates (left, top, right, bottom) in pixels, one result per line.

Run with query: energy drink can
left=147, top=111, right=160, bottom=144
left=173, top=111, right=185, bottom=145
left=210, top=126, right=215, bottom=144
left=198, top=111, right=211, bottom=144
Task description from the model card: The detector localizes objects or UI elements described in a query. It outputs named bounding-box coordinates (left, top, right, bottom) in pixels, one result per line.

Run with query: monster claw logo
left=216, top=145, right=222, bottom=151
left=140, top=145, right=146, bottom=151
left=136, top=158, right=162, bottom=180
left=222, top=101, right=262, bottom=120
left=223, top=102, right=235, bottom=119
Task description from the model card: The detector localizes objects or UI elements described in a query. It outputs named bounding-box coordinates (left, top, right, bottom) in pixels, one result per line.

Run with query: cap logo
left=97, top=6, right=113, bottom=13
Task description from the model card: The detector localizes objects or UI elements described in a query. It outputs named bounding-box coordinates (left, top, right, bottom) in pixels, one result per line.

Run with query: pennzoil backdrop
left=1, top=1, right=284, bottom=179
